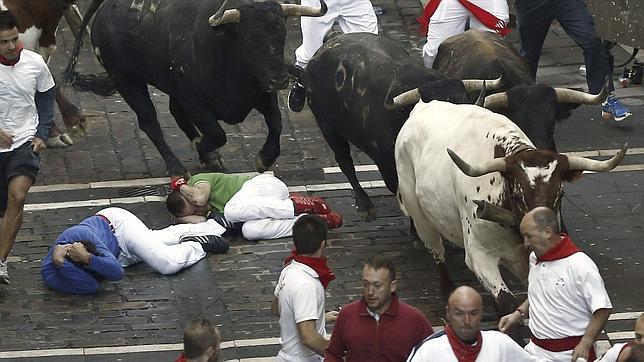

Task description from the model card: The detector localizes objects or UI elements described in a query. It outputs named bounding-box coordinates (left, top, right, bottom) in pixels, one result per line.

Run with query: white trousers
left=224, top=174, right=300, bottom=241
left=96, top=207, right=226, bottom=275
left=422, top=0, right=509, bottom=68
left=295, top=0, right=379, bottom=68
left=525, top=341, right=577, bottom=362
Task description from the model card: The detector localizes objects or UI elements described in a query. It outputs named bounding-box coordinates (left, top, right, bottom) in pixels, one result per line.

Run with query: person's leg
left=556, top=0, right=611, bottom=93
left=241, top=218, right=298, bottom=241
left=555, top=0, right=631, bottom=121
left=98, top=208, right=212, bottom=275
left=294, top=0, right=338, bottom=69
left=0, top=144, right=40, bottom=284
left=224, top=174, right=295, bottom=222
left=515, top=0, right=554, bottom=79
left=336, top=0, right=378, bottom=34
left=468, top=0, right=509, bottom=32
left=421, top=0, right=470, bottom=68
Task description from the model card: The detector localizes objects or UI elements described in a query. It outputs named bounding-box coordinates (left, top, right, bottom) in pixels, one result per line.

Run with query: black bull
left=433, top=29, right=608, bottom=153
left=65, top=0, right=326, bottom=176
left=305, top=33, right=491, bottom=221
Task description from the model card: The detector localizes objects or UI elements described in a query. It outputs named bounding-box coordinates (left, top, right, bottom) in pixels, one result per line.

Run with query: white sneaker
left=0, top=260, right=9, bottom=284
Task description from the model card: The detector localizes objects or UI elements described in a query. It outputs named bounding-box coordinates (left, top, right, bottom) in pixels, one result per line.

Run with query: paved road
left=0, top=0, right=642, bottom=361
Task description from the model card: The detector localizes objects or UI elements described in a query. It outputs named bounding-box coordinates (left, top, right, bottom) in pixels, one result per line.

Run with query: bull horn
left=209, top=0, right=240, bottom=27
left=567, top=143, right=628, bottom=172
left=447, top=148, right=507, bottom=177
left=392, top=88, right=421, bottom=108
left=474, top=81, right=487, bottom=106
left=462, top=76, right=502, bottom=93
left=281, top=0, right=328, bottom=17
left=473, top=200, right=517, bottom=226
left=554, top=76, right=610, bottom=105
left=483, top=92, right=508, bottom=110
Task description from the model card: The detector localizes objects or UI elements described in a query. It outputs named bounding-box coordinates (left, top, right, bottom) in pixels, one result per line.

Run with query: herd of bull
left=17, top=0, right=629, bottom=318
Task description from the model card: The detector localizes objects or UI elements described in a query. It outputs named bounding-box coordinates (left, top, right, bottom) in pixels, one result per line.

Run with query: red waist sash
left=531, top=335, right=596, bottom=361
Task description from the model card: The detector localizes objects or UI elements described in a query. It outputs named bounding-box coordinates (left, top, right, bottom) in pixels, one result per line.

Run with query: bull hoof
left=358, top=207, right=377, bottom=222
left=255, top=152, right=275, bottom=173
left=203, top=152, right=226, bottom=172
left=67, top=123, right=87, bottom=138
left=46, top=135, right=72, bottom=148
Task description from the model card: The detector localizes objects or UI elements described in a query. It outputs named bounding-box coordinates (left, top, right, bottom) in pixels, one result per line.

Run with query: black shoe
left=181, top=234, right=230, bottom=254
left=208, top=211, right=243, bottom=236
left=288, top=81, right=306, bottom=112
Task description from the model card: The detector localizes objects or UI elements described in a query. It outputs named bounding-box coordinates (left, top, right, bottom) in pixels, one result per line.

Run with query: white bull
left=395, top=100, right=626, bottom=315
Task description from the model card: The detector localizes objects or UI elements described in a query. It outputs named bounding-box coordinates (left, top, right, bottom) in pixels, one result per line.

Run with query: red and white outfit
left=295, top=0, right=378, bottom=69
left=597, top=342, right=631, bottom=362
left=525, top=235, right=612, bottom=361
left=419, top=0, right=509, bottom=68
left=274, top=254, right=335, bottom=362
left=407, top=327, right=538, bottom=361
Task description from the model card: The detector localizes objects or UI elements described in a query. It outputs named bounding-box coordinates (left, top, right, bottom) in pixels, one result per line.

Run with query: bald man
left=407, top=286, right=536, bottom=361
left=598, top=313, right=644, bottom=362
left=499, top=207, right=612, bottom=362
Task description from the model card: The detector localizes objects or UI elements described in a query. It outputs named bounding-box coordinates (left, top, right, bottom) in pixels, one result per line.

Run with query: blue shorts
left=0, top=141, right=41, bottom=216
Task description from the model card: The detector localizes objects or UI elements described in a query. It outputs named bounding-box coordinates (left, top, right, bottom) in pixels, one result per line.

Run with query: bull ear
left=561, top=170, right=583, bottom=183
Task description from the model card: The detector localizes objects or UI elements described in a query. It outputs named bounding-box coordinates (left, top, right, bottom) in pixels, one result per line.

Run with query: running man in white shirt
left=499, top=207, right=613, bottom=362
left=0, top=10, right=56, bottom=284
left=407, top=286, right=537, bottom=361
left=598, top=313, right=644, bottom=362
left=271, top=215, right=339, bottom=361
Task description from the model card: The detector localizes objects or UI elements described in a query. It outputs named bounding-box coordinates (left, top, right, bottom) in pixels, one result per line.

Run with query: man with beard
left=598, top=313, right=644, bottom=362
left=176, top=319, right=222, bottom=362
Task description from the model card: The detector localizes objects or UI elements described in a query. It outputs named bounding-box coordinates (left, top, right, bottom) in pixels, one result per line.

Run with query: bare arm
left=271, top=296, right=280, bottom=316
left=297, top=320, right=328, bottom=357
left=179, top=182, right=211, bottom=206
left=571, top=308, right=612, bottom=361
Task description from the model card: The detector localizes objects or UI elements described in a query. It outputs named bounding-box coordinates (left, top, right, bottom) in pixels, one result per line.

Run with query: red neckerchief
left=0, top=42, right=23, bottom=66
left=284, top=249, right=335, bottom=289
left=175, top=352, right=187, bottom=362
left=537, top=233, right=582, bottom=263
left=417, top=0, right=510, bottom=36
left=444, top=324, right=483, bottom=362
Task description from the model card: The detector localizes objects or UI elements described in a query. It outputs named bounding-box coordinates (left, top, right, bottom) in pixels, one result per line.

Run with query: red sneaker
left=317, top=212, right=343, bottom=229
left=290, top=195, right=331, bottom=215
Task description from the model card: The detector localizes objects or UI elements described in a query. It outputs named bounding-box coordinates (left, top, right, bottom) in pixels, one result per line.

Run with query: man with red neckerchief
left=271, top=214, right=339, bottom=361
left=499, top=207, right=613, bottom=362
left=597, top=313, right=644, bottom=362
left=407, top=286, right=536, bottom=361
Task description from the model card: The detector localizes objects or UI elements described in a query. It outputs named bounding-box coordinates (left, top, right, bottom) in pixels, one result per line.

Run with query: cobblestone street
left=0, top=0, right=643, bottom=360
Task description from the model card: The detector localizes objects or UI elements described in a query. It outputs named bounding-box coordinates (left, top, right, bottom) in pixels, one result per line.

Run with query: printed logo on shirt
left=554, top=276, right=566, bottom=287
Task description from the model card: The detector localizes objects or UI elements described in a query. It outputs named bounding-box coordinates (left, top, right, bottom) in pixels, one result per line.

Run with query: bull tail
left=63, top=0, right=116, bottom=97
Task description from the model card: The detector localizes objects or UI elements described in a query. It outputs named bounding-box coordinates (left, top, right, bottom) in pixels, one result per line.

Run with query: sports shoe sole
left=602, top=110, right=632, bottom=122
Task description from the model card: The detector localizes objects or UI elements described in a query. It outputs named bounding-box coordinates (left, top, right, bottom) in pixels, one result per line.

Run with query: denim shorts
left=0, top=141, right=41, bottom=215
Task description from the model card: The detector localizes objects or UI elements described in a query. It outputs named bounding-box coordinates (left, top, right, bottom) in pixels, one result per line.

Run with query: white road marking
left=0, top=319, right=639, bottom=359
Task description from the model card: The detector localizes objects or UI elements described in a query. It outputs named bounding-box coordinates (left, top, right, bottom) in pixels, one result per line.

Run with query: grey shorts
left=0, top=141, right=41, bottom=216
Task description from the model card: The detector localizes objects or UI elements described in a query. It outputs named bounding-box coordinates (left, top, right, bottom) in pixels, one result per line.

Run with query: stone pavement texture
left=0, top=0, right=643, bottom=360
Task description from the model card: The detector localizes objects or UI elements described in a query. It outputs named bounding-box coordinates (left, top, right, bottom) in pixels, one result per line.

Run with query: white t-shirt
left=528, top=252, right=612, bottom=339
left=274, top=260, right=326, bottom=362
left=597, top=342, right=628, bottom=362
left=407, top=330, right=540, bottom=361
left=0, top=49, right=55, bottom=152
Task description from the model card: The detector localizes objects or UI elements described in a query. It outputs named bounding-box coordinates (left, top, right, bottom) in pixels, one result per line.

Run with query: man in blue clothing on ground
left=41, top=207, right=229, bottom=294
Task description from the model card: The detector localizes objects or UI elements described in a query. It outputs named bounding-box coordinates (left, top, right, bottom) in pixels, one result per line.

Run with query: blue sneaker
left=602, top=95, right=632, bottom=122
